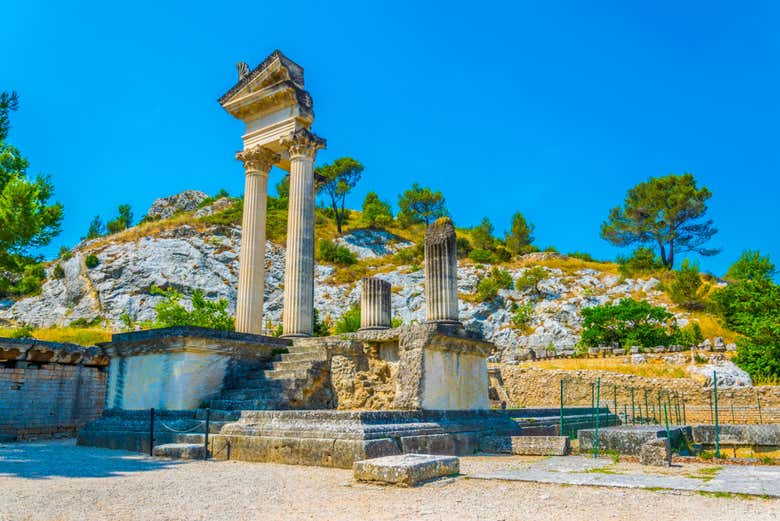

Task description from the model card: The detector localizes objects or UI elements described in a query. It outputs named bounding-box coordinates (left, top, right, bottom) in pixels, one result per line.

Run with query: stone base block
left=640, top=438, right=672, bottom=467
left=354, top=454, right=459, bottom=486
left=578, top=425, right=690, bottom=456
left=479, top=436, right=569, bottom=456
left=153, top=443, right=205, bottom=459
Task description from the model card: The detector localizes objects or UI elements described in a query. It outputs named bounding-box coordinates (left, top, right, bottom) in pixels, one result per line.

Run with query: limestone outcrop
left=146, top=190, right=210, bottom=220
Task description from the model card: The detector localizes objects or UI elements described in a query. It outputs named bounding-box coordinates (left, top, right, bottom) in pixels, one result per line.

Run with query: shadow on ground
left=0, top=439, right=182, bottom=479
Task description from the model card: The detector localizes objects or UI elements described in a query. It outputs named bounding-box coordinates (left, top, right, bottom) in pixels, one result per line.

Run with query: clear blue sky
left=3, top=1, right=778, bottom=276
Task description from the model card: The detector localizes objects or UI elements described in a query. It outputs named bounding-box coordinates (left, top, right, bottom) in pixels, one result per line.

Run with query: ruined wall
left=0, top=339, right=109, bottom=439
left=496, top=365, right=780, bottom=424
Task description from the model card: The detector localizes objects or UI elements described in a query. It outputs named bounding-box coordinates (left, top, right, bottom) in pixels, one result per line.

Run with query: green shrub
left=150, top=286, right=234, bottom=331
left=617, top=247, right=664, bottom=277
left=468, top=249, right=494, bottom=264
left=10, top=325, right=34, bottom=339
left=361, top=192, right=393, bottom=228
left=317, top=239, right=357, bottom=265
left=456, top=236, right=472, bottom=258
left=568, top=251, right=595, bottom=262
left=669, top=259, right=709, bottom=310
left=52, top=263, right=65, bottom=279
left=678, top=322, right=704, bottom=346
left=12, top=264, right=46, bottom=296
left=69, top=316, right=103, bottom=328
left=200, top=198, right=243, bottom=226
left=391, top=316, right=404, bottom=328
left=85, top=254, right=99, bottom=269
left=580, top=298, right=679, bottom=348
left=476, top=277, right=499, bottom=302
left=493, top=245, right=512, bottom=263
left=543, top=245, right=559, bottom=253
left=394, top=243, right=424, bottom=265
left=515, top=266, right=547, bottom=296
left=58, top=246, right=73, bottom=261
left=490, top=267, right=514, bottom=290
left=313, top=308, right=331, bottom=337
left=511, top=303, right=534, bottom=330
left=334, top=303, right=361, bottom=333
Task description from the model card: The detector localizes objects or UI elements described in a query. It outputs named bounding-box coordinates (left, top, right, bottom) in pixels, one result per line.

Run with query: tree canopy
left=470, top=217, right=495, bottom=250
left=505, top=211, right=535, bottom=255
left=361, top=191, right=393, bottom=228
left=601, top=173, right=718, bottom=268
left=0, top=91, right=63, bottom=288
left=397, top=183, right=448, bottom=226
left=580, top=298, right=680, bottom=348
left=315, top=157, right=363, bottom=234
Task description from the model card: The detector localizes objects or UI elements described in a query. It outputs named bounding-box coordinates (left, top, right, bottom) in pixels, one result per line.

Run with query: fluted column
left=281, top=129, right=325, bottom=337
left=360, top=277, right=391, bottom=330
left=424, top=217, right=460, bottom=324
left=234, top=147, right=277, bottom=334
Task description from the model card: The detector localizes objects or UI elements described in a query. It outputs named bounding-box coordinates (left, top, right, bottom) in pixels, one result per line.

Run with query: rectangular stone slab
left=354, top=454, right=459, bottom=486
left=479, top=436, right=570, bottom=456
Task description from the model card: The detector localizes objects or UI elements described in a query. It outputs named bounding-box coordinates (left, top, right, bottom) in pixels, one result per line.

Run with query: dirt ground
left=1, top=440, right=779, bottom=521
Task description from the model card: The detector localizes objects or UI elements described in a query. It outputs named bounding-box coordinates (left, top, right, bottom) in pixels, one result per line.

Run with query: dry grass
left=0, top=327, right=113, bottom=346
left=511, top=254, right=621, bottom=276
left=523, top=356, right=689, bottom=379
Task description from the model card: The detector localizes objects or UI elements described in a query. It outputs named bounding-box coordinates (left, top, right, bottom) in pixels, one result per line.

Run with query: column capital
left=280, top=128, right=326, bottom=160
left=236, top=146, right=278, bottom=174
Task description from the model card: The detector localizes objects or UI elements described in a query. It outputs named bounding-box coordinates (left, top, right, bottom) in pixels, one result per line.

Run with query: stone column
left=424, top=217, right=460, bottom=324
left=281, top=129, right=325, bottom=337
left=234, top=147, right=277, bottom=334
left=360, top=277, right=391, bottom=330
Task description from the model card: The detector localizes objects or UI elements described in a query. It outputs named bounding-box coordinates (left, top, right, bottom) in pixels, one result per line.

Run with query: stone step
left=195, top=409, right=240, bottom=422
left=153, top=443, right=205, bottom=460
left=272, top=360, right=320, bottom=372
left=264, top=369, right=308, bottom=380
left=279, top=351, right=327, bottom=363
left=209, top=398, right=286, bottom=411
left=220, top=389, right=284, bottom=401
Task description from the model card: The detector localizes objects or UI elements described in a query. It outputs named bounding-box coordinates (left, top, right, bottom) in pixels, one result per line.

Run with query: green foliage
left=106, top=204, right=133, bottom=234
left=617, top=247, right=665, bottom=277
left=334, top=303, right=361, bottom=333
left=511, top=303, right=534, bottom=330
left=543, top=245, right=559, bottom=253
left=0, top=91, right=19, bottom=141
left=4, top=263, right=46, bottom=296
left=69, top=316, right=103, bottom=328
left=476, top=277, right=499, bottom=302
left=10, top=325, right=34, bottom=339
left=361, top=191, right=393, bottom=228
left=490, top=267, right=514, bottom=290
left=397, top=183, right=448, bottom=226
left=86, top=215, right=105, bottom=239
left=150, top=286, right=234, bottom=331
left=580, top=298, right=679, bottom=348
left=515, top=266, right=548, bottom=296
left=567, top=251, right=595, bottom=262
left=505, top=211, right=535, bottom=255
left=470, top=217, right=495, bottom=251
left=493, top=245, right=512, bottom=263
left=315, top=157, right=364, bottom=234
left=200, top=197, right=243, bottom=226
left=391, top=316, right=404, bottom=328
left=58, top=245, right=73, bottom=260
left=119, top=309, right=135, bottom=332
left=669, top=259, right=710, bottom=310
left=468, top=249, right=494, bottom=264
left=52, top=263, right=65, bottom=279
left=725, top=250, right=776, bottom=283
left=317, top=238, right=357, bottom=265
left=84, top=254, right=99, bottom=269
left=678, top=322, right=704, bottom=346
left=601, top=173, right=719, bottom=268
left=456, top=236, right=472, bottom=258
left=394, top=242, right=424, bottom=265
left=733, top=316, right=780, bottom=382
left=313, top=308, right=331, bottom=337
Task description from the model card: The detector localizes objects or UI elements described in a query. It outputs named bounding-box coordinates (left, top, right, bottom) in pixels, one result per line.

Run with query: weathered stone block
left=640, top=438, right=671, bottom=467
left=511, top=436, right=570, bottom=456
left=153, top=443, right=205, bottom=459
left=353, top=454, right=459, bottom=486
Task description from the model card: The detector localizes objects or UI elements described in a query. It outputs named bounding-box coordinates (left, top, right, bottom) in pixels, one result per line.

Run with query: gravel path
left=1, top=440, right=779, bottom=521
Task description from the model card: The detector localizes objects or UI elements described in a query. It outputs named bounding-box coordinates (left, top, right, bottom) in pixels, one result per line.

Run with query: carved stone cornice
left=280, top=128, right=326, bottom=160
left=236, top=147, right=279, bottom=174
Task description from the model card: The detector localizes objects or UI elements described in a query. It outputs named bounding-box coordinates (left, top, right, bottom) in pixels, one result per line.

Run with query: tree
left=505, top=211, right=535, bottom=255
left=86, top=215, right=105, bottom=239
left=601, top=173, right=719, bottom=268
left=669, top=259, right=709, bottom=310
left=580, top=298, right=680, bottom=348
left=361, top=192, right=393, bottom=228
left=0, top=92, right=63, bottom=289
left=107, top=204, right=133, bottom=234
left=617, top=247, right=664, bottom=277
left=470, top=217, right=495, bottom=251
left=515, top=266, right=548, bottom=297
left=269, top=175, right=290, bottom=210
left=151, top=286, right=234, bottom=331
left=334, top=302, right=361, bottom=333
left=725, top=250, right=776, bottom=283
left=397, top=183, right=448, bottom=226
left=315, top=157, right=363, bottom=234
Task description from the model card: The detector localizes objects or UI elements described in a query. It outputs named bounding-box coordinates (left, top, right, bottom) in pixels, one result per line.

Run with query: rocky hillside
left=0, top=191, right=725, bottom=361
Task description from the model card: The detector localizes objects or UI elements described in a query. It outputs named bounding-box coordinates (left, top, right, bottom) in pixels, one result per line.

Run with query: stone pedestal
left=235, top=147, right=276, bottom=334
left=360, top=277, right=391, bottom=330
left=281, top=129, right=325, bottom=337
left=424, top=218, right=459, bottom=324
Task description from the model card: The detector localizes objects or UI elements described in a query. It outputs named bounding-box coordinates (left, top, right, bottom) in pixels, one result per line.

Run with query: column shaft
left=360, top=277, right=391, bottom=330
left=424, top=218, right=460, bottom=324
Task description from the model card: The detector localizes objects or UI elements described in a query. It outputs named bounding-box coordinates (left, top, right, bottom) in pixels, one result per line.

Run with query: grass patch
left=523, top=357, right=688, bottom=379
left=584, top=465, right=620, bottom=475
left=0, top=326, right=112, bottom=345
left=686, top=466, right=722, bottom=482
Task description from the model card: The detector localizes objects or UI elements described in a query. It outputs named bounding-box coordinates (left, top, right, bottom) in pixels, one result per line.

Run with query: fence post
left=664, top=403, right=671, bottom=442
left=613, top=384, right=617, bottom=417
left=757, top=391, right=763, bottom=424
left=594, top=377, right=601, bottom=459
left=559, top=379, right=564, bottom=436
left=590, top=382, right=595, bottom=429
left=623, top=404, right=628, bottom=424
left=204, top=407, right=210, bottom=460
left=631, top=387, right=636, bottom=425
left=638, top=404, right=643, bottom=424
left=714, top=370, right=720, bottom=459
left=682, top=392, right=687, bottom=425
left=149, top=407, right=155, bottom=457
left=657, top=392, right=662, bottom=425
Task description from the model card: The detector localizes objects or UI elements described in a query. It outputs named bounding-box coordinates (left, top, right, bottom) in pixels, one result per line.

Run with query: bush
left=10, top=325, right=34, bottom=339
left=490, top=267, right=514, bottom=290
left=151, top=286, right=234, bottom=331
left=58, top=246, right=73, bottom=260
left=456, top=237, right=472, bottom=258
left=313, top=308, right=331, bottom=337
left=511, top=303, right=534, bottom=330
left=476, top=277, right=499, bottom=302
left=361, top=192, right=393, bottom=228
left=334, top=303, right=361, bottom=333
left=669, top=259, right=709, bottom=310
left=13, top=264, right=46, bottom=296
left=85, top=254, right=99, bottom=269
left=733, top=316, right=780, bottom=381
left=515, top=266, right=547, bottom=296
left=69, top=316, right=103, bottom=328
left=580, top=298, right=679, bottom=348
left=567, top=251, right=595, bottom=262
left=394, top=243, right=423, bottom=265
left=678, top=322, right=704, bottom=346
left=52, top=263, right=65, bottom=279
left=201, top=198, right=243, bottom=226
left=317, top=239, right=357, bottom=265
left=617, top=247, right=664, bottom=277
left=493, top=245, right=512, bottom=263
left=468, top=249, right=494, bottom=264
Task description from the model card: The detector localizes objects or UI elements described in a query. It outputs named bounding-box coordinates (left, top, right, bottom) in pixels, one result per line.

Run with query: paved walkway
left=470, top=455, right=780, bottom=497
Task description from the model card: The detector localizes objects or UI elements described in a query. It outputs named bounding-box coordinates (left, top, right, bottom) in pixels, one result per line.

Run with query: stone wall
left=0, top=338, right=109, bottom=439
left=496, top=366, right=780, bottom=424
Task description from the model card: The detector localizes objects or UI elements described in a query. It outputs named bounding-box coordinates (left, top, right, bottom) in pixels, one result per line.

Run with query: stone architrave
left=280, top=129, right=325, bottom=337
left=234, top=147, right=277, bottom=334
left=424, top=218, right=460, bottom=325
left=360, top=277, right=391, bottom=330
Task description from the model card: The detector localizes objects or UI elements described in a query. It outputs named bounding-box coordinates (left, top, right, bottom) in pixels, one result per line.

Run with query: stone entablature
left=0, top=337, right=108, bottom=366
